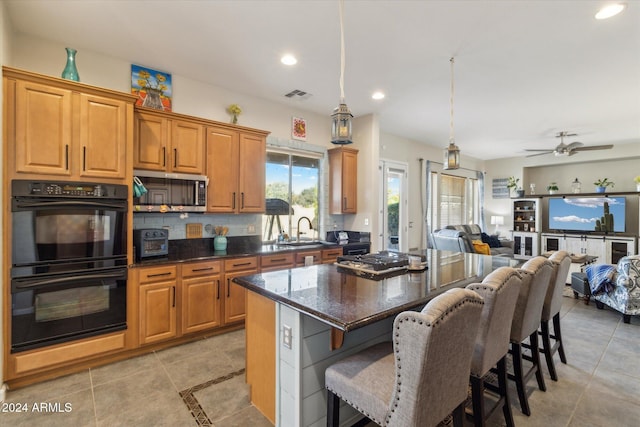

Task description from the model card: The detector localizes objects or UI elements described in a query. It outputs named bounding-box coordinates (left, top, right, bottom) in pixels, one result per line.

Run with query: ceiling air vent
left=284, top=89, right=312, bottom=100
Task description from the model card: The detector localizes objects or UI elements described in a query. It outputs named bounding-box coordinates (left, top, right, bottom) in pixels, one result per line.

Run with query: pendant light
left=331, top=0, right=353, bottom=145
left=443, top=57, right=460, bottom=170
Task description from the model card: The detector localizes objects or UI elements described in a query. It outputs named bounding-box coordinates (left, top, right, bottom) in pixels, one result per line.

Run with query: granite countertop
left=132, top=235, right=343, bottom=267
left=233, top=249, right=519, bottom=331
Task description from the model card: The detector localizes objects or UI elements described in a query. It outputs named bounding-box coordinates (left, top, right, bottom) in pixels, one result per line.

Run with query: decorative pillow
left=481, top=232, right=502, bottom=248
left=585, top=264, right=617, bottom=295
left=472, top=240, right=491, bottom=255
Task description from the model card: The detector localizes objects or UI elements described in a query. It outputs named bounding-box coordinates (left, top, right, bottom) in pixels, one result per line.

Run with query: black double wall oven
left=11, top=180, right=128, bottom=353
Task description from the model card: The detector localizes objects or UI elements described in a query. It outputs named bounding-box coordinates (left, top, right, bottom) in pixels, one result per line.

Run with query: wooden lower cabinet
left=260, top=252, right=295, bottom=272
left=223, top=257, right=258, bottom=324
left=137, top=265, right=178, bottom=345
left=294, top=250, right=322, bottom=267
left=322, top=247, right=343, bottom=264
left=182, top=260, right=222, bottom=334
left=137, top=261, right=227, bottom=345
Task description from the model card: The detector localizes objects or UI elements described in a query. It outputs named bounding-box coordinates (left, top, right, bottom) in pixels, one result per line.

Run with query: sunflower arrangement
left=227, top=104, right=242, bottom=123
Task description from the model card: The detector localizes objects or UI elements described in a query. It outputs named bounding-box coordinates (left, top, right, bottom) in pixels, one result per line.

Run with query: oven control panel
left=12, top=180, right=128, bottom=199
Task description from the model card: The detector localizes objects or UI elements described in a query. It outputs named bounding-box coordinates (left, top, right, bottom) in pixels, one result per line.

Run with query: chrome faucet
left=297, top=216, right=314, bottom=242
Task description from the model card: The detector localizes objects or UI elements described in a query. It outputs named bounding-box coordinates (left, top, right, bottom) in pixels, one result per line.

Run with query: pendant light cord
left=449, top=57, right=455, bottom=143
left=339, top=0, right=346, bottom=103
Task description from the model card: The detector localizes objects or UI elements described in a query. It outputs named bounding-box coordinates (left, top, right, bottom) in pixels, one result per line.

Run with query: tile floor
left=1, top=289, right=639, bottom=427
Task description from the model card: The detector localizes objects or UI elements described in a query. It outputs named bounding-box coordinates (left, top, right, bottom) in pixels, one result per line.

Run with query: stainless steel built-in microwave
left=133, top=170, right=208, bottom=212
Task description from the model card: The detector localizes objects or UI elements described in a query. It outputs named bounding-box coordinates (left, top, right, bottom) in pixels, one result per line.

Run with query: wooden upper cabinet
left=134, top=111, right=167, bottom=171
left=171, top=120, right=205, bottom=174
left=134, top=109, right=205, bottom=174
left=206, top=126, right=239, bottom=212
left=238, top=133, right=266, bottom=213
left=5, top=67, right=135, bottom=182
left=328, top=147, right=358, bottom=214
left=206, top=126, right=267, bottom=213
left=78, top=93, right=128, bottom=179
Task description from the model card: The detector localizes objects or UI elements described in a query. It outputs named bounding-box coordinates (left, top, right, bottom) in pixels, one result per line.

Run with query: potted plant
left=547, top=182, right=559, bottom=194
left=634, top=176, right=640, bottom=192
left=507, top=176, right=523, bottom=197
left=593, top=178, right=614, bottom=193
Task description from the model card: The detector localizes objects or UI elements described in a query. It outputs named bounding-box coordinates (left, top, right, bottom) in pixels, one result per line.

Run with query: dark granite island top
left=233, top=249, right=519, bottom=332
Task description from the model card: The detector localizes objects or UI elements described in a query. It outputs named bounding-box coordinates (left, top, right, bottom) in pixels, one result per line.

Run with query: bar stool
left=508, top=256, right=553, bottom=416
left=540, top=250, right=571, bottom=381
left=325, top=288, right=484, bottom=427
left=466, top=267, right=521, bottom=427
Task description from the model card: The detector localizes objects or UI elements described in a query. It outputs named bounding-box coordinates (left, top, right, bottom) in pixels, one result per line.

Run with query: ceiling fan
left=525, top=131, right=614, bottom=157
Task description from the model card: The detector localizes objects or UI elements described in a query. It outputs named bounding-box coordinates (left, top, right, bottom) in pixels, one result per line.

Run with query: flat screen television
left=548, top=196, right=625, bottom=233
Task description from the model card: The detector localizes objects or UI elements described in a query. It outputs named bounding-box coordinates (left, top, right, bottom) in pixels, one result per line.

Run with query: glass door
left=379, top=160, right=408, bottom=252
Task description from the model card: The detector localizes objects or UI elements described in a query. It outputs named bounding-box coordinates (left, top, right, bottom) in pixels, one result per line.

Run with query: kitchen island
left=233, top=249, right=519, bottom=426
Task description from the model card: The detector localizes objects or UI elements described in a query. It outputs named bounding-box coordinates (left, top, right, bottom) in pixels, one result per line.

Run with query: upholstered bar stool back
left=325, top=288, right=484, bottom=427
left=510, top=256, right=553, bottom=416
left=540, top=251, right=571, bottom=381
left=466, top=267, right=521, bottom=427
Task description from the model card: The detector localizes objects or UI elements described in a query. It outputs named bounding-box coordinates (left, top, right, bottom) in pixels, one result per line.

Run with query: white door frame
left=378, top=159, right=409, bottom=252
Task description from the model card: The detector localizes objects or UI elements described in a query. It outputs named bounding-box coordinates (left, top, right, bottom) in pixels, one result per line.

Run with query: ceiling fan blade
left=573, top=144, right=613, bottom=151
left=565, top=141, right=584, bottom=151
left=526, top=151, right=554, bottom=157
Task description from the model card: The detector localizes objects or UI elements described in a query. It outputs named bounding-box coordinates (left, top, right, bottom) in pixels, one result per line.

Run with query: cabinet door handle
left=241, top=192, right=245, bottom=209
left=162, top=147, right=166, bottom=167
left=269, top=258, right=287, bottom=263
left=174, top=148, right=177, bottom=168
left=232, top=262, right=252, bottom=268
left=82, top=146, right=86, bottom=171
left=232, top=192, right=236, bottom=209
left=191, top=267, right=214, bottom=272
left=147, top=271, right=172, bottom=278
left=343, top=197, right=347, bottom=210
left=227, top=278, right=231, bottom=297
left=216, top=279, right=220, bottom=300
left=172, top=286, right=176, bottom=307
left=65, top=144, right=69, bottom=170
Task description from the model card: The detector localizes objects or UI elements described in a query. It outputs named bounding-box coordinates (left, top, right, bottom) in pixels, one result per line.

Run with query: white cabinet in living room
left=541, top=233, right=636, bottom=264
left=511, top=198, right=541, bottom=260
left=512, top=232, right=539, bottom=260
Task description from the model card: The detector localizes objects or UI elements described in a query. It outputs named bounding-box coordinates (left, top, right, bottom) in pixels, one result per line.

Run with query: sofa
left=445, top=224, right=514, bottom=257
left=585, top=255, right=640, bottom=324
left=430, top=225, right=513, bottom=257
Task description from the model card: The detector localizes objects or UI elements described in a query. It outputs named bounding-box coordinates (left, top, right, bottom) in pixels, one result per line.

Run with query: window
left=262, top=150, right=320, bottom=242
left=431, top=172, right=479, bottom=230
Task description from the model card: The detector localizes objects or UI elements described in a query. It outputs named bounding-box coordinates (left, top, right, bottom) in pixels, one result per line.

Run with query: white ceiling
left=4, top=0, right=640, bottom=160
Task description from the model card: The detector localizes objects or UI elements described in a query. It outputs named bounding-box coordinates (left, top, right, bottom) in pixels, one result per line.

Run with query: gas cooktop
left=336, top=251, right=427, bottom=277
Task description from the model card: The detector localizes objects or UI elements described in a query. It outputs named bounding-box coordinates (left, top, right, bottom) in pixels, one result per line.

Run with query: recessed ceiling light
left=281, top=54, right=297, bottom=66
left=372, top=91, right=385, bottom=100
left=595, top=3, right=626, bottom=20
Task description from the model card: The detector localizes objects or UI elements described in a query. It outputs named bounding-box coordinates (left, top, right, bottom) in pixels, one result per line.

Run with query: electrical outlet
left=247, top=224, right=256, bottom=233
left=364, top=218, right=369, bottom=226
left=283, top=325, right=292, bottom=349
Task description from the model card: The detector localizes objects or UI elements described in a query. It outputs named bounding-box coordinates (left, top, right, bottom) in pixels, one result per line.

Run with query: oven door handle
left=14, top=271, right=127, bottom=289
left=14, top=200, right=126, bottom=210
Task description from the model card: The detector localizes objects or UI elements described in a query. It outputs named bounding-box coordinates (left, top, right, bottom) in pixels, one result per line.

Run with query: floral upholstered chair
left=585, top=255, right=640, bottom=324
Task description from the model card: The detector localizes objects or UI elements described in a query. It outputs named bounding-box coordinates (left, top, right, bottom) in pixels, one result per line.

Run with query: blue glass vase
left=61, top=47, right=80, bottom=81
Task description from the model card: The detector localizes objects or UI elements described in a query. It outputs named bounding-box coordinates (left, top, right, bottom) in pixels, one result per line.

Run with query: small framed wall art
left=292, top=116, right=307, bottom=141
left=131, top=64, right=172, bottom=111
